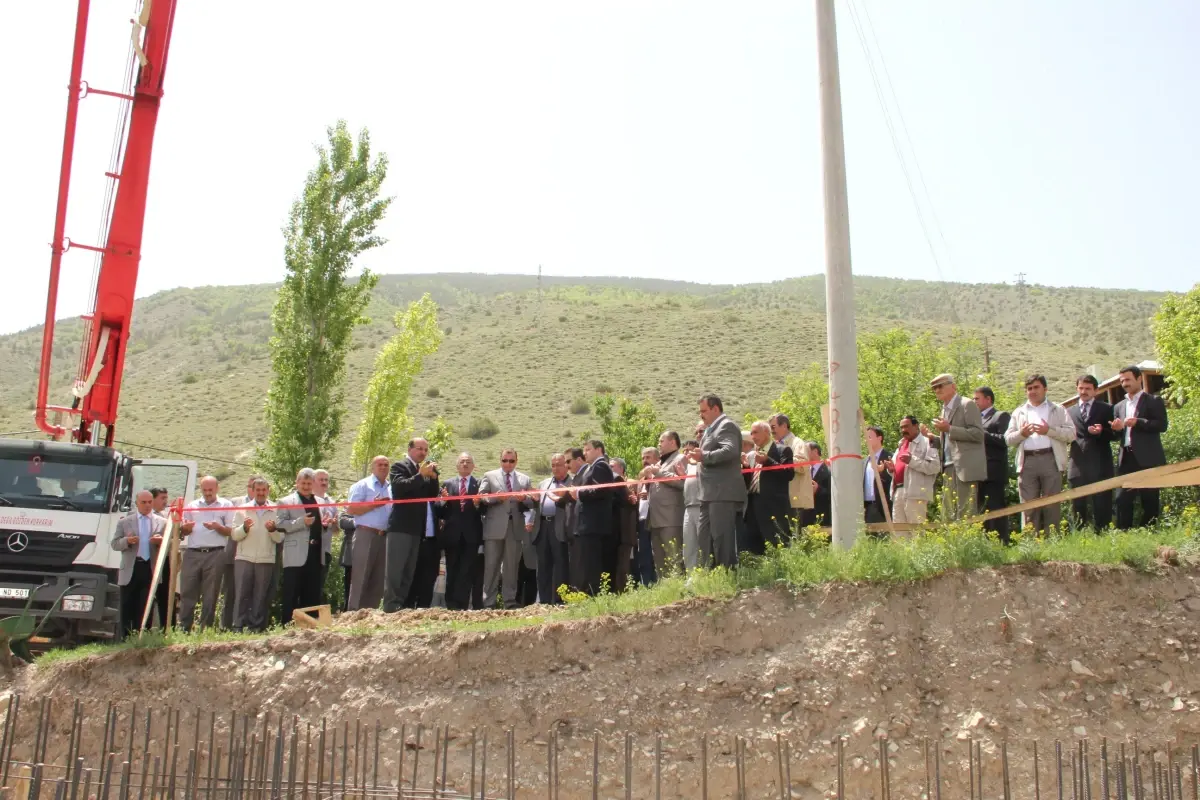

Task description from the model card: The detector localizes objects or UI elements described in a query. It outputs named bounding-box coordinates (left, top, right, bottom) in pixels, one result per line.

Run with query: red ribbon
left=189, top=453, right=865, bottom=514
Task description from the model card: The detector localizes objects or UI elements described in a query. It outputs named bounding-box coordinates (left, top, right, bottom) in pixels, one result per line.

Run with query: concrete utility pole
left=815, top=0, right=863, bottom=548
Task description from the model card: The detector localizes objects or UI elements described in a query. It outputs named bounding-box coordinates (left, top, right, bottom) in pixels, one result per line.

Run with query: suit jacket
left=111, top=512, right=168, bottom=586
left=479, top=468, right=533, bottom=541
left=276, top=492, right=325, bottom=568
left=864, top=448, right=892, bottom=519
left=1113, top=392, right=1168, bottom=469
left=698, top=415, right=748, bottom=504
left=777, top=433, right=814, bottom=510
left=935, top=395, right=988, bottom=482
left=387, top=457, right=441, bottom=535
left=611, top=475, right=639, bottom=546
left=810, top=462, right=831, bottom=520
left=646, top=450, right=685, bottom=529
left=1004, top=401, right=1076, bottom=473
left=746, top=443, right=794, bottom=528
left=437, top=475, right=484, bottom=549
left=890, top=434, right=941, bottom=503
left=979, top=407, right=1011, bottom=483
left=1067, top=400, right=1115, bottom=481
left=529, top=476, right=571, bottom=544
left=575, top=457, right=615, bottom=537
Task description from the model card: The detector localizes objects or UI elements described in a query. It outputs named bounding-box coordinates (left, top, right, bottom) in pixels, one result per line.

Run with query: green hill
left=0, top=273, right=1165, bottom=490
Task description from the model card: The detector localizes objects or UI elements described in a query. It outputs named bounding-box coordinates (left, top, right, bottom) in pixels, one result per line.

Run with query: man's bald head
left=199, top=476, right=219, bottom=502
left=135, top=489, right=154, bottom=514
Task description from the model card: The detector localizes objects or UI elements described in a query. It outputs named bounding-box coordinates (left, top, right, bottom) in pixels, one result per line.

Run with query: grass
left=0, top=273, right=1163, bottom=491
left=33, top=515, right=1200, bottom=668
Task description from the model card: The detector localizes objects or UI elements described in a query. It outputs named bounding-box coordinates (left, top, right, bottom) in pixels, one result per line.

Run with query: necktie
left=460, top=477, right=467, bottom=510
left=750, top=451, right=763, bottom=493
left=505, top=472, right=513, bottom=515
left=1081, top=402, right=1090, bottom=420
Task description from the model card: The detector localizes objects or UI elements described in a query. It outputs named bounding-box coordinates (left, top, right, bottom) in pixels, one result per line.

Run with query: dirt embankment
left=5, top=564, right=1200, bottom=798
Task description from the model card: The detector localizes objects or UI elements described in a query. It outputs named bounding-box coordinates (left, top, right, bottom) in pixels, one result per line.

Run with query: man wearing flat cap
left=928, top=373, right=987, bottom=520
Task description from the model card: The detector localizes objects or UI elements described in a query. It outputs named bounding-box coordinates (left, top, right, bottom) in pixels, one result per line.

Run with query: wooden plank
left=858, top=458, right=1200, bottom=534
left=292, top=605, right=332, bottom=629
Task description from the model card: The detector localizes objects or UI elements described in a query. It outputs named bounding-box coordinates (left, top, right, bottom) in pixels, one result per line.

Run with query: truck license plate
left=0, top=587, right=30, bottom=599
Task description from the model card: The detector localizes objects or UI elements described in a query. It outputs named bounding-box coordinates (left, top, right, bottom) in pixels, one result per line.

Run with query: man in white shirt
left=1004, top=375, right=1075, bottom=535
left=178, top=476, right=234, bottom=632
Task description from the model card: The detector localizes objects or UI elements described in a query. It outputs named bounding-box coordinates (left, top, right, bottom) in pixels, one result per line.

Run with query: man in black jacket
left=437, top=452, right=484, bottom=611
left=383, top=438, right=441, bottom=612
left=974, top=387, right=1012, bottom=543
left=862, top=426, right=892, bottom=525
left=1067, top=375, right=1116, bottom=531
left=1111, top=365, right=1169, bottom=529
left=570, top=440, right=615, bottom=595
left=743, top=420, right=794, bottom=549
left=803, top=442, right=831, bottom=527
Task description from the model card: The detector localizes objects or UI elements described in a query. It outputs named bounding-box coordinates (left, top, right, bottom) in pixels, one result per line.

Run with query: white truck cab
left=0, top=439, right=196, bottom=647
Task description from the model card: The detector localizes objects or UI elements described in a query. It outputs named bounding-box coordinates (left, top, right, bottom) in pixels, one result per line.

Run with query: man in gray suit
left=111, top=489, right=168, bottom=637
left=643, top=430, right=685, bottom=575
left=681, top=395, right=745, bottom=568
left=529, top=453, right=571, bottom=604
left=479, top=448, right=535, bottom=607
left=929, top=374, right=987, bottom=520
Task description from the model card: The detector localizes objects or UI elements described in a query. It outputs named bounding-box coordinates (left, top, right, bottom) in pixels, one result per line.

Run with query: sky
left=2, top=0, right=1198, bottom=336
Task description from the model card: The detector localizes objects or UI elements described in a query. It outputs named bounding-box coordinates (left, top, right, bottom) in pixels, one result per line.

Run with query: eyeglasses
left=501, top=459, right=516, bottom=464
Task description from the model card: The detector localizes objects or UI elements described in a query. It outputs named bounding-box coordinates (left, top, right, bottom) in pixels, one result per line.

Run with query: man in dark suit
left=383, top=438, right=441, bottom=613
left=610, top=458, right=640, bottom=592
left=862, top=426, right=892, bottom=525
left=803, top=442, right=831, bottom=527
left=564, top=448, right=587, bottom=591
left=974, top=387, right=1012, bottom=543
left=1111, top=365, right=1169, bottom=529
left=437, top=452, right=484, bottom=610
left=570, top=440, right=615, bottom=595
left=1067, top=375, right=1116, bottom=531
left=743, top=420, right=794, bottom=550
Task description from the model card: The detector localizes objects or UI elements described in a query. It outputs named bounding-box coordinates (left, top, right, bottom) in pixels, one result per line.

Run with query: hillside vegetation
left=0, top=273, right=1163, bottom=490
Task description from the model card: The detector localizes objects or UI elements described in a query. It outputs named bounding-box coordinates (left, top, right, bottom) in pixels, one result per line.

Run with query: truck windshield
left=0, top=456, right=115, bottom=513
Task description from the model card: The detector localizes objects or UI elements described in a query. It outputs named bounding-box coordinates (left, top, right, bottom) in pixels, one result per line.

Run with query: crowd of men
left=111, top=366, right=1170, bottom=635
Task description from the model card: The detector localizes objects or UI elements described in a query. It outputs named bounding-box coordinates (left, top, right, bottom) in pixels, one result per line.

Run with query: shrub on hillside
left=467, top=417, right=499, bottom=439
left=569, top=396, right=590, bottom=415
left=426, top=387, right=440, bottom=398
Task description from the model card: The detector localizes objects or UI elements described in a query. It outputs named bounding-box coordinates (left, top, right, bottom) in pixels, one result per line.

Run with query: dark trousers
left=154, top=565, right=173, bottom=630
left=119, top=560, right=153, bottom=637
left=406, top=536, right=442, bottom=608
left=469, top=550, right=485, bottom=609
left=976, top=477, right=1011, bottom=544
left=516, top=561, right=538, bottom=607
left=568, top=536, right=585, bottom=592
left=633, top=519, right=656, bottom=586
left=281, top=542, right=323, bottom=626
left=342, top=566, right=352, bottom=612
left=1070, top=476, right=1113, bottom=532
left=577, top=535, right=606, bottom=596
left=534, top=525, right=569, bottom=604
left=864, top=501, right=885, bottom=525
left=1116, top=449, right=1161, bottom=529
left=444, top=540, right=480, bottom=610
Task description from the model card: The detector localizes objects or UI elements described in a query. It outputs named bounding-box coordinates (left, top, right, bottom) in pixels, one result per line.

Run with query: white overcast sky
left=2, top=1, right=1198, bottom=335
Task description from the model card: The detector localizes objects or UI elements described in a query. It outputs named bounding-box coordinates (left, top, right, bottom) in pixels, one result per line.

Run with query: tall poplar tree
left=257, top=121, right=390, bottom=488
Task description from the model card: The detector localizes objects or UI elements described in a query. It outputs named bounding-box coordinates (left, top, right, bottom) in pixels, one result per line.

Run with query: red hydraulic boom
left=34, top=0, right=179, bottom=446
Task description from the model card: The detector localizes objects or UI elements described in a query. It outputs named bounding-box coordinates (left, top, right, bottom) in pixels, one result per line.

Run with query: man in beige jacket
left=769, top=413, right=812, bottom=527
left=1004, top=374, right=1075, bottom=535
left=231, top=477, right=281, bottom=632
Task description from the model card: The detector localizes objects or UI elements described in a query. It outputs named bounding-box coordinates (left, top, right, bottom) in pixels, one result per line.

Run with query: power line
left=843, top=0, right=961, bottom=324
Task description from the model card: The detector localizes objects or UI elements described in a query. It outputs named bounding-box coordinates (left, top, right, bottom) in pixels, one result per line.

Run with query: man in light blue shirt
left=345, top=455, right=392, bottom=610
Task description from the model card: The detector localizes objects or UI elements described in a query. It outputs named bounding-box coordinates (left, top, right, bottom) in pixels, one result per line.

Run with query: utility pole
left=816, top=0, right=863, bottom=549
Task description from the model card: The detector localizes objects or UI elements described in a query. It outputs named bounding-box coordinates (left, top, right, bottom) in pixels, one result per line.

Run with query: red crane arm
left=34, top=0, right=179, bottom=445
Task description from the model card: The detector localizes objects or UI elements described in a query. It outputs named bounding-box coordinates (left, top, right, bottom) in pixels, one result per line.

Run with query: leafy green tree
left=1152, top=283, right=1200, bottom=507
left=589, top=394, right=665, bottom=470
left=258, top=121, right=391, bottom=487
left=1152, top=283, right=1200, bottom=403
left=423, top=416, right=455, bottom=464
left=350, top=294, right=444, bottom=475
left=771, top=328, right=1000, bottom=448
